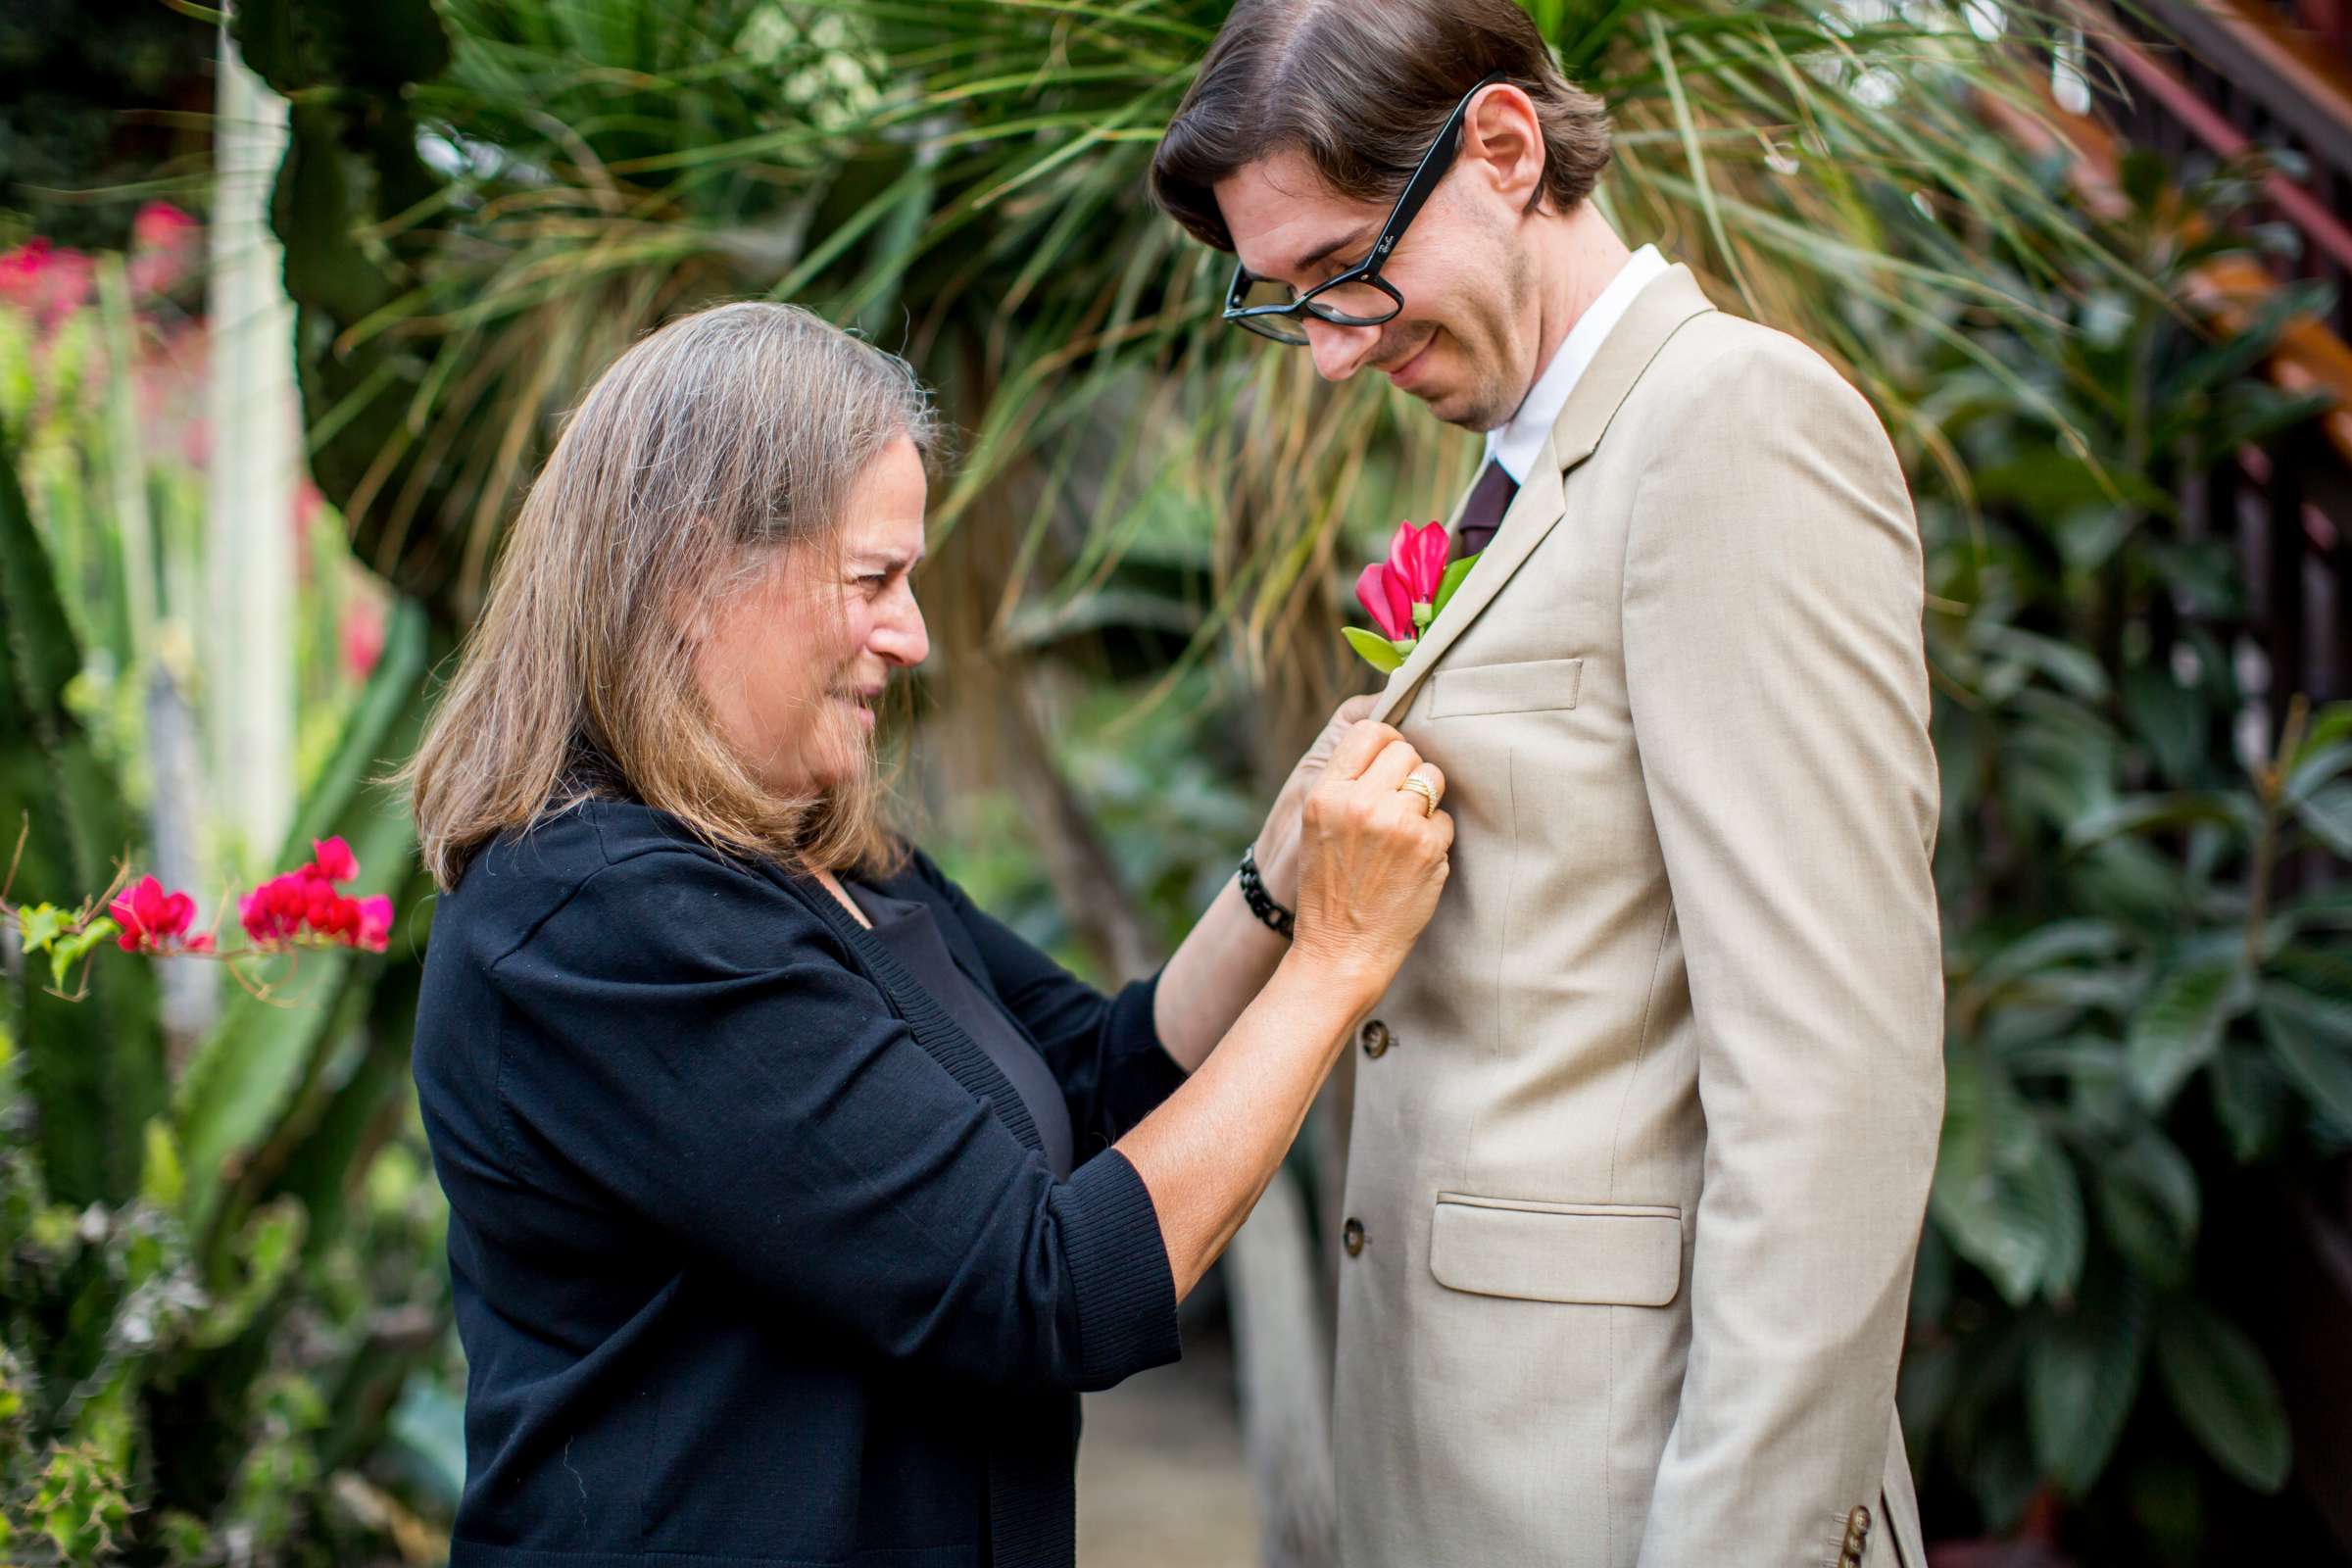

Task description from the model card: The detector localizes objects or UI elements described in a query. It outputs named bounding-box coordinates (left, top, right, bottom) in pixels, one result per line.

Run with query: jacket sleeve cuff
left=1099, top=969, right=1190, bottom=1136
left=1052, top=1147, right=1182, bottom=1390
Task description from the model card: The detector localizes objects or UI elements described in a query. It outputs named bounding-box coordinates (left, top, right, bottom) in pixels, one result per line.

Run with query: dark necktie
left=1453, top=458, right=1519, bottom=558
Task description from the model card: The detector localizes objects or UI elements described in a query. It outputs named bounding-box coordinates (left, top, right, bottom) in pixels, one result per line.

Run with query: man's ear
left=1459, top=83, right=1547, bottom=211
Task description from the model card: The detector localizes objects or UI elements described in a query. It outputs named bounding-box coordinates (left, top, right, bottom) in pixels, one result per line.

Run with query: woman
left=408, top=302, right=1451, bottom=1568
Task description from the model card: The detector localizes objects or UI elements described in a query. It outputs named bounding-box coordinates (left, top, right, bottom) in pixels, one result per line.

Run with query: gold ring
left=1398, top=773, right=1438, bottom=816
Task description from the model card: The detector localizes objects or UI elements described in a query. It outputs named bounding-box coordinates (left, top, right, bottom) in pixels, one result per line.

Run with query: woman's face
left=696, top=434, right=931, bottom=796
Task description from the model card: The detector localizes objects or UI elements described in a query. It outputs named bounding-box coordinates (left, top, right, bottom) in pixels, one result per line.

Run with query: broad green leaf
left=2017, top=1137, right=2086, bottom=1302
left=2209, top=1044, right=2287, bottom=1163
left=2122, top=667, right=2206, bottom=787
left=2256, top=988, right=2352, bottom=1132
left=2290, top=703, right=2352, bottom=770
left=2290, top=783, right=2352, bottom=859
left=2064, top=793, right=2255, bottom=852
left=1932, top=1061, right=2082, bottom=1304
left=2093, top=1128, right=2200, bottom=1286
left=1979, top=623, right=2111, bottom=702
left=2027, top=1277, right=2147, bottom=1494
left=16, top=903, right=65, bottom=955
left=2283, top=742, right=2352, bottom=803
left=1341, top=626, right=1404, bottom=674
left=2125, top=960, right=2246, bottom=1110
left=2156, top=1299, right=2291, bottom=1493
left=1430, top=556, right=1477, bottom=619
left=46, top=919, right=116, bottom=993
left=2271, top=945, right=2352, bottom=1004
left=1972, top=919, right=2126, bottom=992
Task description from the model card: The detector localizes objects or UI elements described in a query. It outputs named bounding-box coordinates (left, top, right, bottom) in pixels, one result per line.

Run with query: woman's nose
left=1304, top=317, right=1380, bottom=382
left=873, top=592, right=929, bottom=668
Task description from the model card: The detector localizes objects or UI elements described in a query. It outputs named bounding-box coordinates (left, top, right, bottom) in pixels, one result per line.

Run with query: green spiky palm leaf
left=255, top=0, right=2152, bottom=684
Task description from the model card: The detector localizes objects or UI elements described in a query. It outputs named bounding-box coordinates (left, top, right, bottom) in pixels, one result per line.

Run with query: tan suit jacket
left=1333, top=264, right=1944, bottom=1568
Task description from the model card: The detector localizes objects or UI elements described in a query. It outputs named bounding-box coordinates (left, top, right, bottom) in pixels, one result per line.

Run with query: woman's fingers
left=1359, top=738, right=1425, bottom=795
left=1404, top=761, right=1446, bottom=811
left=1325, top=719, right=1402, bottom=781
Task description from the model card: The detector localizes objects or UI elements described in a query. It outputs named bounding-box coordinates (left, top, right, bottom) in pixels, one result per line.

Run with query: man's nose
left=1303, top=317, right=1380, bottom=382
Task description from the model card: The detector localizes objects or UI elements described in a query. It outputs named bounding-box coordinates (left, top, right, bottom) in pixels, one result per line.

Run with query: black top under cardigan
left=411, top=799, right=1189, bottom=1568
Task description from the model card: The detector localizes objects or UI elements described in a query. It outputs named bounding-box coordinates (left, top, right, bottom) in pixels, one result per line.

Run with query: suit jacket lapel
left=1370, top=264, right=1719, bottom=725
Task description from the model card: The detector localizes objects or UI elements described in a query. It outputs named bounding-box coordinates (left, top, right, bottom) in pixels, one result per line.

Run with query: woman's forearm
left=1151, top=799, right=1305, bottom=1071
left=1150, top=871, right=1290, bottom=1071
left=1115, top=949, right=1378, bottom=1299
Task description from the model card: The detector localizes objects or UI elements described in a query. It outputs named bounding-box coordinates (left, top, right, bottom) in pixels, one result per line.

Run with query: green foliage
left=1, top=438, right=456, bottom=1560
left=255, top=0, right=2128, bottom=654
left=1891, top=149, right=2346, bottom=1552
left=0, top=1, right=215, bottom=250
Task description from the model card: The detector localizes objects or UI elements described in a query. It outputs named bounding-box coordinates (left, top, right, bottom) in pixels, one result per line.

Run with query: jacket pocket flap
left=1429, top=1194, right=1683, bottom=1306
left=1427, top=657, right=1583, bottom=718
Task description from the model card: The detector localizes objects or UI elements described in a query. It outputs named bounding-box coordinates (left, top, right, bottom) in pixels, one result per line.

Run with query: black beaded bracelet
left=1238, top=843, right=1296, bottom=940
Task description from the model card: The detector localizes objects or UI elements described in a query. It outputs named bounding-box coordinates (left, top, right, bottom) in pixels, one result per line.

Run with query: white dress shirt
left=1483, top=243, right=1669, bottom=483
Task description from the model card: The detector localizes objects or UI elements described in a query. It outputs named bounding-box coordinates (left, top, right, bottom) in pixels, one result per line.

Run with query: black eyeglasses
left=1222, top=73, right=1506, bottom=345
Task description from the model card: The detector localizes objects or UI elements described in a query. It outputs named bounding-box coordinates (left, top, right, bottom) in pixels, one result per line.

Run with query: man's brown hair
left=1150, top=0, right=1613, bottom=254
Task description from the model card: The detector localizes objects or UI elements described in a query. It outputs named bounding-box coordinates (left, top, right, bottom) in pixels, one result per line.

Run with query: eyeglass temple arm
left=1362, top=72, right=1506, bottom=279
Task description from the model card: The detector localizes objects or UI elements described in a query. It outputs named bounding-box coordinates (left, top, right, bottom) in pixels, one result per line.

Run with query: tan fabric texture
left=1334, top=265, right=1946, bottom=1568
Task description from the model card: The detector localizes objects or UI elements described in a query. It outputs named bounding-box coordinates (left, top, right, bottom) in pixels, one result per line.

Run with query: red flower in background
left=312, top=836, right=360, bottom=883
left=127, top=202, right=199, bottom=297
left=111, top=875, right=198, bottom=953
left=0, top=238, right=96, bottom=325
left=358, top=895, right=395, bottom=954
left=235, top=835, right=394, bottom=953
left=341, top=602, right=386, bottom=682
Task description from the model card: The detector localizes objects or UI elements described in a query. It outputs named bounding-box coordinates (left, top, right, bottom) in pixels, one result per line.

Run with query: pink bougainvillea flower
left=111, top=874, right=197, bottom=953
left=357, top=895, right=395, bottom=954
left=341, top=602, right=385, bottom=681
left=0, top=237, right=96, bottom=324
left=127, top=201, right=199, bottom=296
left=235, top=858, right=395, bottom=953
left=311, top=836, right=360, bottom=884
left=131, top=200, right=196, bottom=250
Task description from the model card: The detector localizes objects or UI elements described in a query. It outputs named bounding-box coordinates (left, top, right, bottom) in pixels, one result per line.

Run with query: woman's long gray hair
left=404, top=302, right=938, bottom=892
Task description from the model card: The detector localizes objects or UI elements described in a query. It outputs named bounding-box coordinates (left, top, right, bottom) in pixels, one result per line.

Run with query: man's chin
left=1420, top=386, right=1509, bottom=432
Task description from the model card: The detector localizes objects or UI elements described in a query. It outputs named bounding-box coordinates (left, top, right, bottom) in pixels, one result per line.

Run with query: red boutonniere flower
left=1346, top=520, right=1478, bottom=673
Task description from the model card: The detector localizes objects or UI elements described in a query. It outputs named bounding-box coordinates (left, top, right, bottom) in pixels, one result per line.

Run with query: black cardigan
left=412, top=800, right=1189, bottom=1568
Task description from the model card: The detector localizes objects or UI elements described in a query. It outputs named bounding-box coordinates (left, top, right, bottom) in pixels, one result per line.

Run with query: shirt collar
left=1484, top=243, right=1669, bottom=484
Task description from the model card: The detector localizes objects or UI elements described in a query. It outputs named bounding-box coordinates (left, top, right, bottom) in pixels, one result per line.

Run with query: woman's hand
left=1287, top=719, right=1453, bottom=997
left=1253, top=695, right=1381, bottom=905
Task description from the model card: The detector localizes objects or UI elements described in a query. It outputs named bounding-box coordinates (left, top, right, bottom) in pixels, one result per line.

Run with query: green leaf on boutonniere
left=1431, top=555, right=1477, bottom=619
left=1343, top=626, right=1407, bottom=673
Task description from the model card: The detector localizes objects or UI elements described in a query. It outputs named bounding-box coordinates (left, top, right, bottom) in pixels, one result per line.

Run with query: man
left=1150, top=3, right=1945, bottom=1566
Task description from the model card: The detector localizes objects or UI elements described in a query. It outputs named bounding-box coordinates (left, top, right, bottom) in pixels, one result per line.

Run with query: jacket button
left=1342, top=1217, right=1365, bottom=1256
left=1359, top=1019, right=1393, bottom=1058
left=1840, top=1503, right=1872, bottom=1564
